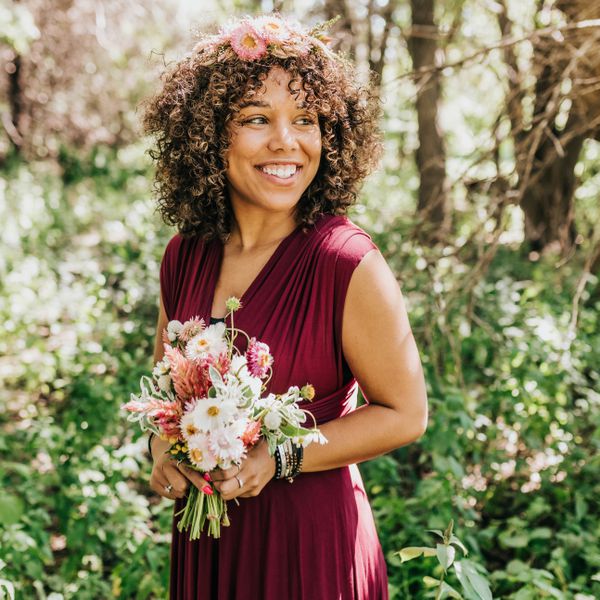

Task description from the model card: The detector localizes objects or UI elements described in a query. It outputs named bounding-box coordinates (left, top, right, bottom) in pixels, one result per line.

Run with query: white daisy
left=185, top=322, right=228, bottom=361
left=190, top=395, right=237, bottom=432
left=187, top=433, right=218, bottom=471
left=208, top=423, right=246, bottom=468
left=180, top=410, right=201, bottom=439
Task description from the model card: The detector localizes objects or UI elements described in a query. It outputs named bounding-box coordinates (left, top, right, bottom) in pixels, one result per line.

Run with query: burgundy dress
left=160, top=214, right=389, bottom=600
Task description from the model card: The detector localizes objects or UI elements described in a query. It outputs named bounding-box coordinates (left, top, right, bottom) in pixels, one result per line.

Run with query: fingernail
left=203, top=473, right=212, bottom=482
left=202, top=485, right=214, bottom=495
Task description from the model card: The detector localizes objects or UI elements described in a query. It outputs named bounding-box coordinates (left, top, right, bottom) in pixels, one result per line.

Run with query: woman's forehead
left=241, top=67, right=308, bottom=103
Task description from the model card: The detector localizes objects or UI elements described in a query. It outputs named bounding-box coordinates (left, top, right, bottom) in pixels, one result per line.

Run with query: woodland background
left=1, top=0, right=599, bottom=598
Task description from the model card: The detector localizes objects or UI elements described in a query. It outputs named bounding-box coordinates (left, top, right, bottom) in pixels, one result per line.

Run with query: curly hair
left=141, top=36, right=383, bottom=241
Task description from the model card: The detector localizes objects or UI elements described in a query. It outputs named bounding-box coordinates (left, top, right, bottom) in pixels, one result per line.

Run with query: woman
left=142, top=15, right=428, bottom=600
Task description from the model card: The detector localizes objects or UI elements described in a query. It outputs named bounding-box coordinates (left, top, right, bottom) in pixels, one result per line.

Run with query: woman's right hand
left=149, top=436, right=190, bottom=500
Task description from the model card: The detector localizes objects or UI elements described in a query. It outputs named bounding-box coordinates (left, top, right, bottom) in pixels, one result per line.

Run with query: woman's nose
left=268, top=121, right=298, bottom=152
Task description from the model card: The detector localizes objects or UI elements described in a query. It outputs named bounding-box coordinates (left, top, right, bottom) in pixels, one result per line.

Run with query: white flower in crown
left=187, top=433, right=218, bottom=471
left=190, top=394, right=238, bottom=432
left=209, top=421, right=247, bottom=468
left=185, top=322, right=227, bottom=361
left=254, top=15, right=291, bottom=43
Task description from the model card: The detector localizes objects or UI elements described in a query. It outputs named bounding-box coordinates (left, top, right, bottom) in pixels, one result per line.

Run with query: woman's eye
left=296, top=116, right=316, bottom=125
left=243, top=116, right=267, bottom=125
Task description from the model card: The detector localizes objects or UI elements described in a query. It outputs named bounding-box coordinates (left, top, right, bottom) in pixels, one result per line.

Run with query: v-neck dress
left=160, top=214, right=389, bottom=600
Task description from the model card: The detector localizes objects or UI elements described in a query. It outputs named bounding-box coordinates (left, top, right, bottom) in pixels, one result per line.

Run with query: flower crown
left=191, top=15, right=341, bottom=63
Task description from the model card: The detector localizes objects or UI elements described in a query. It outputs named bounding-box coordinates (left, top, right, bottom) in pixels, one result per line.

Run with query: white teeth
left=260, top=165, right=298, bottom=178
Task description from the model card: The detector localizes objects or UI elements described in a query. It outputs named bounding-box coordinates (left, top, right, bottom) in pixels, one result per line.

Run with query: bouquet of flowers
left=121, top=297, right=326, bottom=539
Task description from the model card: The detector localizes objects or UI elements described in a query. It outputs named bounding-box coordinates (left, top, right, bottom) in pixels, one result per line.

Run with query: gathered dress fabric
left=160, top=214, right=389, bottom=600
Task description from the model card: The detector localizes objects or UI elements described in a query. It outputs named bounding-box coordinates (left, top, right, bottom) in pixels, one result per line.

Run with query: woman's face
left=225, top=67, right=322, bottom=219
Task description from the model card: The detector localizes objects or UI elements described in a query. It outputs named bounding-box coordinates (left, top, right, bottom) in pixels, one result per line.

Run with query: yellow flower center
left=185, top=424, right=198, bottom=436
left=207, top=405, right=220, bottom=417
left=190, top=448, right=204, bottom=462
left=242, top=34, right=258, bottom=49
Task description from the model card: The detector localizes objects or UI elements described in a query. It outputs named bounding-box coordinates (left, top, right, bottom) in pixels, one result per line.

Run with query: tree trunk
left=506, top=0, right=600, bottom=254
left=5, top=53, right=24, bottom=153
left=408, top=0, right=449, bottom=240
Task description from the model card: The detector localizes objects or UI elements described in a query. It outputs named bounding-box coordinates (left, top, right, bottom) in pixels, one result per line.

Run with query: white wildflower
left=209, top=423, right=246, bottom=468
left=264, top=411, right=282, bottom=431
left=190, top=395, right=237, bottom=432
left=185, top=322, right=227, bottom=361
left=167, top=320, right=183, bottom=341
left=180, top=411, right=201, bottom=439
left=187, top=433, right=218, bottom=471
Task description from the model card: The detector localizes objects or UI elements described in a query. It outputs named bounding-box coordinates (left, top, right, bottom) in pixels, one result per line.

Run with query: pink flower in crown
left=229, top=22, right=267, bottom=60
left=254, top=16, right=290, bottom=44
left=246, top=338, right=273, bottom=378
left=179, top=317, right=205, bottom=342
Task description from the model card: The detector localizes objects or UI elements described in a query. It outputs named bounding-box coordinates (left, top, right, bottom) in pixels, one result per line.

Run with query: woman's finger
left=218, top=471, right=251, bottom=500
left=150, top=470, right=184, bottom=499
left=157, top=464, right=190, bottom=498
left=210, top=463, right=240, bottom=482
left=177, top=464, right=211, bottom=492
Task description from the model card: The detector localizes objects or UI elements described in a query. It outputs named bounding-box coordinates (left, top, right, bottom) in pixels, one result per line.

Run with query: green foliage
left=397, top=520, right=493, bottom=600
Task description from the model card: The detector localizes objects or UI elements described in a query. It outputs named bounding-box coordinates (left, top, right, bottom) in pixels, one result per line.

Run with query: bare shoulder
left=341, top=249, right=427, bottom=429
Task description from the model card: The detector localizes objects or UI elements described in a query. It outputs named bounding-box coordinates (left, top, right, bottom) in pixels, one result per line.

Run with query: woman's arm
left=301, top=248, right=428, bottom=472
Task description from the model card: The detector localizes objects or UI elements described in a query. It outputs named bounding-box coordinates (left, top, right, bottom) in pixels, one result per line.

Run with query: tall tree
left=408, top=0, right=449, bottom=240
left=498, top=0, right=600, bottom=254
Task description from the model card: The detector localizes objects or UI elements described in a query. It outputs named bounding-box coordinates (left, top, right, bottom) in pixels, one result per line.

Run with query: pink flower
left=240, top=420, right=261, bottom=447
left=245, top=338, right=273, bottom=378
left=202, top=485, right=214, bottom=495
left=164, top=345, right=210, bottom=401
left=179, top=317, right=205, bottom=342
left=229, top=23, right=267, bottom=60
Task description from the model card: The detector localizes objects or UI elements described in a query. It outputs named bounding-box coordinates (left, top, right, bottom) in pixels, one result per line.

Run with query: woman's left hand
left=210, top=438, right=276, bottom=501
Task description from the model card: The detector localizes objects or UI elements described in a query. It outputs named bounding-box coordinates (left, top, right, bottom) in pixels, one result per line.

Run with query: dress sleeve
left=159, top=234, right=183, bottom=321
left=332, top=225, right=378, bottom=373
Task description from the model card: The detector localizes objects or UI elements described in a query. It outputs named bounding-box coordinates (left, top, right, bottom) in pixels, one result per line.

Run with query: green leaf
left=427, top=528, right=445, bottom=540
left=441, top=581, right=463, bottom=599
left=455, top=560, right=493, bottom=600
left=396, top=546, right=437, bottom=562
left=450, top=535, right=469, bottom=556
left=0, top=494, right=24, bottom=526
left=423, top=576, right=440, bottom=587
left=437, top=543, right=456, bottom=571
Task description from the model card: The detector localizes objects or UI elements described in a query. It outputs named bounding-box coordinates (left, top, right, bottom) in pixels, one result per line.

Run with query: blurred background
left=1, top=0, right=599, bottom=598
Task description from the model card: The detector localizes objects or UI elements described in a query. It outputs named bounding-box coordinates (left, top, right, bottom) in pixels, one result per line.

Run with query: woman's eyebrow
left=238, top=100, right=311, bottom=110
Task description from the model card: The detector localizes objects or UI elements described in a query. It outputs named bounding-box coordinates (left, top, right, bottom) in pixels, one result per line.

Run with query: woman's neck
left=228, top=210, right=297, bottom=252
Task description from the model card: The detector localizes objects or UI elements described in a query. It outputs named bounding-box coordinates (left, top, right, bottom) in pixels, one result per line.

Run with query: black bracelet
left=274, top=445, right=283, bottom=479
left=147, top=432, right=155, bottom=460
left=286, top=443, right=304, bottom=483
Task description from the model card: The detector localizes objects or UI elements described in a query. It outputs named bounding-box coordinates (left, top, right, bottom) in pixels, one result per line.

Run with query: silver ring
left=164, top=484, right=173, bottom=493
left=234, top=475, right=243, bottom=489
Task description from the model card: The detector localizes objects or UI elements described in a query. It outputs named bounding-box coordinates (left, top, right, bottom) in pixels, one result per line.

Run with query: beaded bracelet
left=274, top=444, right=283, bottom=479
